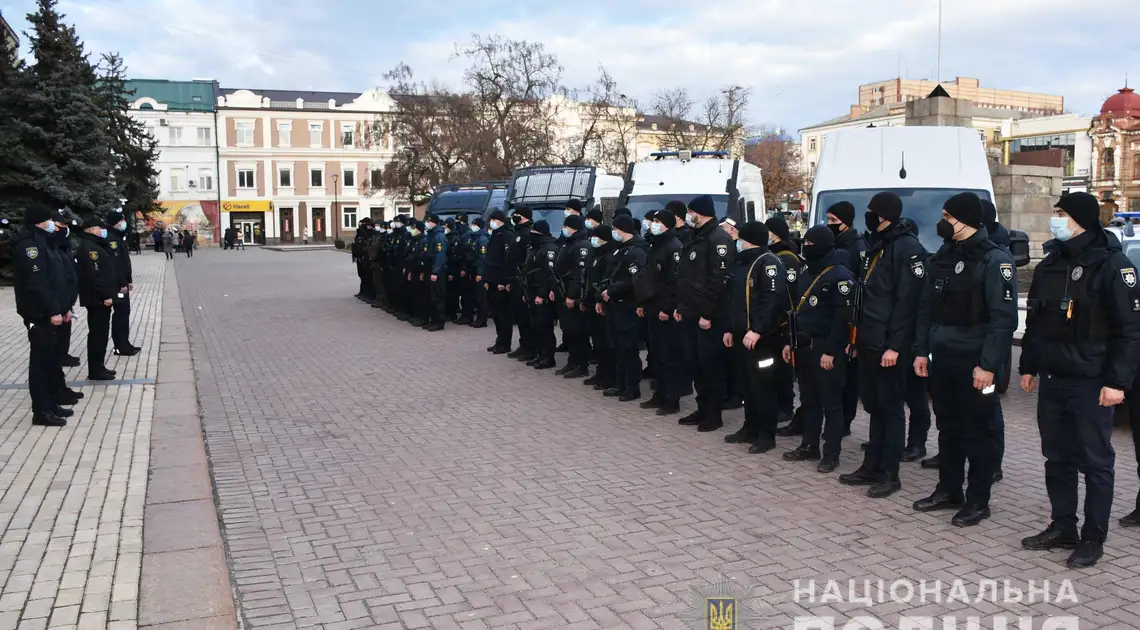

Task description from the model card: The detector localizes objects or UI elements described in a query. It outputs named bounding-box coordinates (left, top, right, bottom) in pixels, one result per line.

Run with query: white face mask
left=585, top=219, right=597, bottom=229
left=685, top=213, right=697, bottom=228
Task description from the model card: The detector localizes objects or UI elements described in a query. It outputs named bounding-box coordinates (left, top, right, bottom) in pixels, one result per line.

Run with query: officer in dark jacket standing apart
left=1019, top=192, right=1140, bottom=568
left=641, top=210, right=684, bottom=415
left=526, top=221, right=560, bottom=369
left=554, top=214, right=591, bottom=378
left=422, top=214, right=448, bottom=331
left=826, top=201, right=867, bottom=435
left=483, top=211, right=515, bottom=354
left=911, top=192, right=1017, bottom=527
left=507, top=208, right=535, bottom=361
left=465, top=218, right=491, bottom=328
left=838, top=192, right=926, bottom=498
left=51, top=211, right=82, bottom=369
left=767, top=215, right=805, bottom=431
left=782, top=225, right=857, bottom=471
left=105, top=211, right=140, bottom=356
left=601, top=215, right=649, bottom=401
left=585, top=226, right=618, bottom=390
left=676, top=195, right=735, bottom=432
left=12, top=207, right=73, bottom=427
left=352, top=218, right=373, bottom=300
left=76, top=216, right=120, bottom=381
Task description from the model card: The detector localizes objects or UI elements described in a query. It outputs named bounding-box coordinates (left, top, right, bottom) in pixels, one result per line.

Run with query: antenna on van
left=899, top=152, right=908, bottom=179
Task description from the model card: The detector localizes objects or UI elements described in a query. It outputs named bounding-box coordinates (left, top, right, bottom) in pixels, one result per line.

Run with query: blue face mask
left=100, top=228, right=108, bottom=239
left=590, top=237, right=603, bottom=248
left=611, top=229, right=622, bottom=242
left=1049, top=216, right=1074, bottom=241
left=470, top=227, right=479, bottom=233
left=649, top=222, right=666, bottom=236
left=43, top=221, right=57, bottom=234
left=736, top=240, right=745, bottom=253
left=585, top=219, right=597, bottom=229
left=561, top=227, right=572, bottom=238
left=116, top=221, right=126, bottom=231
left=642, top=220, right=651, bottom=233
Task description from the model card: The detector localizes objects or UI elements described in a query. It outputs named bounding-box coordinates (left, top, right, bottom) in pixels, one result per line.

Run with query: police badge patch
left=580, top=248, right=588, bottom=258
left=547, top=251, right=555, bottom=260
left=673, top=251, right=680, bottom=262
left=911, top=261, right=924, bottom=278
left=109, top=241, right=118, bottom=249
left=809, top=295, right=819, bottom=307
left=1122, top=267, right=1138, bottom=288
left=838, top=281, right=851, bottom=295
left=88, top=251, right=98, bottom=260
left=1071, top=266, right=1083, bottom=281
left=765, top=265, right=777, bottom=278
left=436, top=243, right=443, bottom=252
left=515, top=236, right=521, bottom=243
left=689, top=251, right=697, bottom=261
left=954, top=261, right=965, bottom=275
left=480, top=246, right=486, bottom=255
left=787, top=269, right=797, bottom=283
left=999, top=263, right=1013, bottom=282
left=25, top=247, right=38, bottom=259
left=629, top=265, right=638, bottom=274
left=716, top=244, right=728, bottom=256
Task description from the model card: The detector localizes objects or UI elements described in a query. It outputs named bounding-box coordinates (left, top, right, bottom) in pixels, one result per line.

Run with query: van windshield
left=624, top=194, right=730, bottom=221
left=814, top=188, right=992, bottom=253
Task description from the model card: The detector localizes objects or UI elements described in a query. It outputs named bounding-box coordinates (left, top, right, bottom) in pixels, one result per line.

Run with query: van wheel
left=997, top=354, right=1012, bottom=394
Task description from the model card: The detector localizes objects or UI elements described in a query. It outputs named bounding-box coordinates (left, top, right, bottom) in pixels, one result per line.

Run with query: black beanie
left=489, top=210, right=506, bottom=222
left=666, top=200, right=688, bottom=220
left=867, top=192, right=903, bottom=222
left=471, top=217, right=485, bottom=228
left=804, top=224, right=835, bottom=249
left=737, top=221, right=768, bottom=247
left=586, top=209, right=604, bottom=223
left=24, top=206, right=53, bottom=226
left=532, top=220, right=550, bottom=235
left=765, top=216, right=790, bottom=241
left=592, top=225, right=614, bottom=242
left=980, top=199, right=998, bottom=229
left=81, top=214, right=106, bottom=230
left=688, top=195, right=716, bottom=217
left=514, top=207, right=532, bottom=220
left=614, top=207, right=632, bottom=218
left=564, top=214, right=584, bottom=231
left=1054, top=192, right=1102, bottom=232
left=566, top=199, right=582, bottom=212
left=827, top=201, right=855, bottom=227
left=455, top=212, right=467, bottom=224
left=943, top=192, right=983, bottom=229
left=613, top=215, right=637, bottom=235
left=106, top=211, right=125, bottom=225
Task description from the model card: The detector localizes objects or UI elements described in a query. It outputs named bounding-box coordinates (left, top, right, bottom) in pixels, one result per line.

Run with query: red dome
left=1101, top=87, right=1140, bottom=116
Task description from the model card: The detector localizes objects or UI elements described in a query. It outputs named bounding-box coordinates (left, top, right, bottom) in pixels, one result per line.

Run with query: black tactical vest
left=931, top=245, right=990, bottom=327
left=1028, top=254, right=1110, bottom=343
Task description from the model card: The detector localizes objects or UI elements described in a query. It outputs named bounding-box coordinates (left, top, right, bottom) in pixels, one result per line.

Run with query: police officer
left=910, top=192, right=1017, bottom=527
left=676, top=195, right=735, bottom=432
left=387, top=217, right=407, bottom=317
left=601, top=215, right=649, bottom=401
left=405, top=220, right=426, bottom=326
left=641, top=209, right=684, bottom=415
left=1019, top=192, right=1140, bottom=568
left=451, top=215, right=473, bottom=324
left=782, top=225, right=857, bottom=471
left=826, top=201, right=867, bottom=436
left=718, top=217, right=744, bottom=411
left=466, top=218, right=491, bottom=328
left=767, top=215, right=804, bottom=432
left=585, top=226, right=618, bottom=390
left=554, top=215, right=591, bottom=378
left=50, top=212, right=82, bottom=371
left=12, top=206, right=73, bottom=427
left=369, top=221, right=388, bottom=310
left=76, top=216, right=120, bottom=382
left=526, top=220, right=560, bottom=368
left=584, top=208, right=603, bottom=233
left=422, top=214, right=448, bottom=331
left=507, top=208, right=535, bottom=361
left=352, top=217, right=374, bottom=300
left=483, top=211, right=515, bottom=354
left=105, top=211, right=139, bottom=356
left=838, top=191, right=926, bottom=498
left=667, top=201, right=692, bottom=243
left=722, top=221, right=786, bottom=452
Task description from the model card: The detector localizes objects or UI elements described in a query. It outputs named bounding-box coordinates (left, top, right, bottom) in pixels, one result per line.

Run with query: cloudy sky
left=3, top=0, right=1137, bottom=134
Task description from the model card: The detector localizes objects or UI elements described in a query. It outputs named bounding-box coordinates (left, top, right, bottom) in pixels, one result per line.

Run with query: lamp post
left=332, top=172, right=339, bottom=241
left=402, top=141, right=421, bottom=215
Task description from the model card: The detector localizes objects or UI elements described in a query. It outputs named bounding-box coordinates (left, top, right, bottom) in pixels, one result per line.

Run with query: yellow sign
left=222, top=200, right=271, bottom=213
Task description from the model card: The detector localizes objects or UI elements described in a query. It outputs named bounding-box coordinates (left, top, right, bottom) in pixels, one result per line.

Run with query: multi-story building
left=1090, top=86, right=1140, bottom=214
left=999, top=113, right=1093, bottom=191
left=124, top=79, right=221, bottom=244
left=857, top=76, right=1063, bottom=116
left=2, top=12, right=18, bottom=59
left=216, top=88, right=402, bottom=245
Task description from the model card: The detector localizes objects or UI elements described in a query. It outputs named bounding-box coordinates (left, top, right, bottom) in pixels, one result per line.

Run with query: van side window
left=746, top=201, right=756, bottom=222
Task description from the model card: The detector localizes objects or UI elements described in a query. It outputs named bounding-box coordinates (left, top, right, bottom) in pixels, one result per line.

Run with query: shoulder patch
left=480, top=246, right=486, bottom=255
left=911, top=261, right=924, bottom=278
left=716, top=244, right=728, bottom=256
left=689, top=251, right=697, bottom=261
left=809, top=295, right=819, bottom=307
left=765, top=265, right=777, bottom=278
left=109, top=241, right=118, bottom=250
left=838, top=280, right=851, bottom=295
left=436, top=243, right=443, bottom=252
left=547, top=250, right=555, bottom=260
left=1071, top=266, right=1083, bottom=281
left=580, top=248, right=588, bottom=258
left=629, top=265, right=638, bottom=274
left=673, top=251, right=680, bottom=262
left=953, top=260, right=965, bottom=275
left=1122, top=267, right=1137, bottom=288
left=25, top=247, right=38, bottom=259
left=515, top=236, right=522, bottom=243
left=999, top=263, right=1013, bottom=282
left=88, top=251, right=98, bottom=260
left=787, top=269, right=798, bottom=283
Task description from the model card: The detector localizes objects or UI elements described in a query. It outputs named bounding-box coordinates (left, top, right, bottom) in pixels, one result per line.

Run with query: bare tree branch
left=743, top=127, right=807, bottom=208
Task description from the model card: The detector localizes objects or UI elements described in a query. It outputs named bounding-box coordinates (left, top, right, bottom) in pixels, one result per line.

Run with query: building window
left=397, top=205, right=412, bottom=215
left=808, top=137, right=816, bottom=152
left=170, top=168, right=184, bottom=191
left=1102, top=148, right=1115, bottom=180
left=1134, top=154, right=1140, bottom=180
left=277, top=121, right=291, bottom=147
left=197, top=127, right=212, bottom=146
left=168, top=127, right=181, bottom=146
left=309, top=123, right=323, bottom=147
left=1131, top=197, right=1140, bottom=212
left=370, top=207, right=385, bottom=220
left=198, top=170, right=213, bottom=190
left=236, top=122, right=254, bottom=145
left=370, top=168, right=383, bottom=188
left=237, top=168, right=255, bottom=189
left=809, top=161, right=816, bottom=176
left=279, top=167, right=292, bottom=188
left=342, top=207, right=358, bottom=229
left=310, top=168, right=323, bottom=188
left=342, top=168, right=355, bottom=188
left=341, top=123, right=354, bottom=147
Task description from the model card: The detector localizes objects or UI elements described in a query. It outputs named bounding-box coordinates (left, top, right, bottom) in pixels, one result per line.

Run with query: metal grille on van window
left=601, top=197, right=619, bottom=224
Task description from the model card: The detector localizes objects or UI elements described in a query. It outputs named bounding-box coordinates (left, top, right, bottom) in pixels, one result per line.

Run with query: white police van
left=619, top=150, right=766, bottom=224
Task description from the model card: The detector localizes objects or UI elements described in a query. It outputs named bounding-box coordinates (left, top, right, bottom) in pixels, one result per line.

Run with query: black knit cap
left=980, top=199, right=998, bottom=229
left=471, top=217, right=485, bottom=228
left=826, top=201, right=855, bottom=227
left=564, top=214, right=584, bottom=231
left=614, top=207, right=632, bottom=217
left=425, top=213, right=440, bottom=223
left=942, top=192, right=983, bottom=229
left=592, top=225, right=614, bottom=242
left=613, top=215, right=637, bottom=235
left=1054, top=192, right=1102, bottom=232
left=444, top=218, right=455, bottom=228
left=413, top=220, right=425, bottom=231
left=532, top=219, right=550, bottom=235
left=867, top=192, right=903, bottom=222
left=586, top=208, right=604, bottom=223
left=81, top=214, right=106, bottom=230
left=688, top=195, right=716, bottom=217
left=513, top=207, right=532, bottom=220
left=666, top=200, right=688, bottom=219
left=737, top=221, right=768, bottom=246
left=804, top=224, right=835, bottom=248
left=106, top=210, right=125, bottom=225
left=566, top=199, right=582, bottom=212
left=24, top=206, right=53, bottom=226
left=765, top=216, right=790, bottom=241
left=455, top=212, right=467, bottom=223
left=489, top=210, right=507, bottom=222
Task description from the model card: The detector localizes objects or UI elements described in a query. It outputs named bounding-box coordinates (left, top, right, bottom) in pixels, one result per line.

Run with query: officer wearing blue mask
left=104, top=211, right=139, bottom=357
left=583, top=225, right=618, bottom=390
left=642, top=210, right=684, bottom=415
left=600, top=215, right=649, bottom=401
left=76, top=215, right=120, bottom=383
left=553, top=214, right=592, bottom=377
left=1019, top=191, right=1140, bottom=568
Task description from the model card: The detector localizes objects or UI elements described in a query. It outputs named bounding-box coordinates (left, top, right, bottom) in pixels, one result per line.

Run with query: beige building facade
left=858, top=76, right=1063, bottom=116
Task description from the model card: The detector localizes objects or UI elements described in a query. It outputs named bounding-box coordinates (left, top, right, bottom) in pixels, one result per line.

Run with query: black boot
left=1021, top=525, right=1080, bottom=551
left=901, top=445, right=927, bottom=462
left=603, top=387, right=623, bottom=398
left=912, top=491, right=965, bottom=512
left=920, top=454, right=940, bottom=469
left=563, top=366, right=589, bottom=379
left=782, top=445, right=821, bottom=462
left=50, top=406, right=74, bottom=418
left=618, top=390, right=641, bottom=402
left=817, top=454, right=839, bottom=473
left=656, top=401, right=680, bottom=416
left=554, top=364, right=574, bottom=376
left=62, top=354, right=81, bottom=367
left=678, top=409, right=703, bottom=426
left=697, top=410, right=723, bottom=432
left=1120, top=508, right=1140, bottom=527
left=951, top=505, right=991, bottom=527
left=32, top=411, right=67, bottom=427
left=776, top=418, right=803, bottom=437
left=748, top=435, right=777, bottom=454
left=639, top=394, right=664, bottom=410
left=533, top=357, right=556, bottom=370
left=867, top=474, right=902, bottom=498
left=724, top=429, right=754, bottom=444
left=838, top=467, right=879, bottom=486
left=1066, top=541, right=1104, bottom=568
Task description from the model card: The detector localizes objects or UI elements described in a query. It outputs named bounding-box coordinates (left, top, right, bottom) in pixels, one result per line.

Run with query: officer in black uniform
left=585, top=226, right=618, bottom=390
left=422, top=215, right=447, bottom=331
left=51, top=211, right=81, bottom=370
left=826, top=201, right=867, bottom=436
left=676, top=195, right=735, bottom=432
left=767, top=215, right=804, bottom=431
left=484, top=211, right=515, bottom=354
left=584, top=208, right=603, bottom=233
left=76, top=216, right=120, bottom=381
left=352, top=217, right=374, bottom=301
left=386, top=217, right=408, bottom=316
left=105, top=211, right=140, bottom=356
left=507, top=207, right=535, bottom=361
left=554, top=215, right=591, bottom=378
left=602, top=215, right=649, bottom=401
left=402, top=221, right=422, bottom=325
left=722, top=221, right=786, bottom=452
left=12, top=206, right=73, bottom=427
left=838, top=191, right=927, bottom=498
left=526, top=221, right=560, bottom=368
left=1019, top=192, right=1140, bottom=568
left=466, top=218, right=491, bottom=328
left=640, top=210, right=684, bottom=415
left=911, top=192, right=1017, bottom=527
left=782, top=225, right=857, bottom=471
left=717, top=217, right=743, bottom=411
left=667, top=201, right=692, bottom=244
left=444, top=217, right=463, bottom=321
left=368, top=221, right=388, bottom=309
left=453, top=215, right=474, bottom=323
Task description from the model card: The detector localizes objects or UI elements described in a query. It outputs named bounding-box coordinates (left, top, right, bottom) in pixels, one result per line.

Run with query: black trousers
left=87, top=304, right=111, bottom=373
left=776, top=359, right=796, bottom=414
left=491, top=285, right=514, bottom=348
left=532, top=301, right=557, bottom=359
left=682, top=319, right=728, bottom=413
left=930, top=354, right=999, bottom=507
left=165, top=249, right=173, bottom=259
left=111, top=293, right=132, bottom=351
left=447, top=273, right=462, bottom=318
left=843, top=356, right=860, bottom=429
left=559, top=303, right=590, bottom=368
left=607, top=305, right=641, bottom=393
left=471, top=278, right=489, bottom=324
left=511, top=285, right=532, bottom=352
left=648, top=317, right=683, bottom=403
left=589, top=308, right=614, bottom=386
left=798, top=345, right=847, bottom=456
left=429, top=277, right=447, bottom=324
left=372, top=265, right=387, bottom=306
left=1037, top=375, right=1115, bottom=543
left=857, top=348, right=908, bottom=478
left=906, top=371, right=932, bottom=449
left=736, top=343, right=780, bottom=441
left=53, top=320, right=72, bottom=393
left=25, top=320, right=59, bottom=413
left=185, top=246, right=193, bottom=257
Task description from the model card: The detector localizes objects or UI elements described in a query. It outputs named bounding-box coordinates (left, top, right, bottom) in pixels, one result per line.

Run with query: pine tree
left=95, top=53, right=160, bottom=223
left=0, top=9, right=52, bottom=225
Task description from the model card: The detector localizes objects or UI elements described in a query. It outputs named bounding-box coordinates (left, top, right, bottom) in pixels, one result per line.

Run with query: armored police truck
left=424, top=181, right=509, bottom=224
left=505, top=165, right=623, bottom=233
left=619, top=150, right=766, bottom=224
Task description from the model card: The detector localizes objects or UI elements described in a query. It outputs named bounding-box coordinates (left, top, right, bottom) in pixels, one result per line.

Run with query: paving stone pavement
left=173, top=248, right=1140, bottom=629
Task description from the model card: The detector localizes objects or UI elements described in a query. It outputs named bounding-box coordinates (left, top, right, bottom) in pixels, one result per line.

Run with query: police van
left=424, top=181, right=509, bottom=224
left=619, top=150, right=766, bottom=224
left=505, top=165, right=623, bottom=233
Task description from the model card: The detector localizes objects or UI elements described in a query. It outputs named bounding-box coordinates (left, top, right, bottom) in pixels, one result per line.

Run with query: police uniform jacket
left=76, top=232, right=119, bottom=308
left=585, top=242, right=617, bottom=305
left=554, top=230, right=590, bottom=302
left=403, top=232, right=423, bottom=274
left=605, top=235, right=650, bottom=306
left=105, top=226, right=132, bottom=287
left=833, top=227, right=867, bottom=276
left=12, top=229, right=70, bottom=323
left=648, top=231, right=682, bottom=316
left=771, top=241, right=803, bottom=279
left=53, top=230, right=79, bottom=310
left=1019, top=229, right=1140, bottom=390
left=447, top=225, right=469, bottom=275
left=677, top=220, right=735, bottom=320
left=912, top=230, right=1017, bottom=372
left=527, top=233, right=560, bottom=298
left=483, top=224, right=515, bottom=286
left=856, top=221, right=928, bottom=355
left=426, top=226, right=448, bottom=276
left=506, top=222, right=532, bottom=284
left=988, top=222, right=1011, bottom=252
left=793, top=248, right=857, bottom=357
left=352, top=229, right=368, bottom=263
left=388, top=231, right=407, bottom=270
left=725, top=246, right=786, bottom=350
left=467, top=230, right=491, bottom=278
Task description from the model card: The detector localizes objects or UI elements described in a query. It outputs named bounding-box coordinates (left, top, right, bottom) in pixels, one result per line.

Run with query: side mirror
left=1009, top=230, right=1031, bottom=268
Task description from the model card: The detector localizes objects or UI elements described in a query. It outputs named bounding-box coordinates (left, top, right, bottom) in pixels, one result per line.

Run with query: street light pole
left=332, top=173, right=339, bottom=241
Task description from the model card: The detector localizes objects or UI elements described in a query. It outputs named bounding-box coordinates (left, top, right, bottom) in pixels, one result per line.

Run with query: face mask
left=425, top=222, right=436, bottom=231
left=43, top=221, right=57, bottom=234
left=936, top=218, right=957, bottom=241
left=470, top=227, right=479, bottom=234
left=642, top=220, right=651, bottom=233
left=590, top=237, right=603, bottom=248
left=611, top=229, right=622, bottom=242
left=561, top=227, right=572, bottom=238
left=768, top=238, right=777, bottom=246
left=116, top=221, right=126, bottom=231
left=564, top=210, right=574, bottom=217
left=828, top=223, right=843, bottom=236
left=585, top=219, right=597, bottom=229
left=649, top=222, right=666, bottom=236
left=1049, top=216, right=1074, bottom=241
left=512, top=215, right=523, bottom=225
left=736, top=240, right=744, bottom=253
left=100, top=228, right=108, bottom=239
left=685, top=213, right=697, bottom=228
left=802, top=243, right=829, bottom=262
left=865, top=212, right=880, bottom=233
